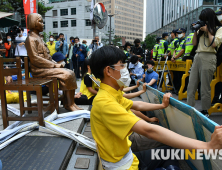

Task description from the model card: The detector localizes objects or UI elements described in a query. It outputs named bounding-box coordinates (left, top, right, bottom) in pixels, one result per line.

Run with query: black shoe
left=200, top=110, right=209, bottom=118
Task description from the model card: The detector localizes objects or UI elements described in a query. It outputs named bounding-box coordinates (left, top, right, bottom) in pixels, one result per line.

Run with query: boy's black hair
left=49, top=35, right=54, bottom=38
left=74, top=37, right=79, bottom=41
left=59, top=33, right=64, bottom=36
left=81, top=59, right=90, bottom=80
left=130, top=55, right=139, bottom=64
left=134, top=39, right=140, bottom=44
left=70, top=36, right=75, bottom=40
left=145, top=60, right=155, bottom=66
left=90, top=46, right=126, bottom=80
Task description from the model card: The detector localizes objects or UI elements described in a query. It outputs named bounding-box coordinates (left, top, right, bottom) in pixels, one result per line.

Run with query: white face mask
left=19, top=31, right=23, bottom=36
left=178, top=34, right=183, bottom=38
left=0, top=40, right=2, bottom=44
left=60, top=61, right=66, bottom=67
left=217, top=15, right=222, bottom=22
left=49, top=38, right=54, bottom=41
left=110, top=66, right=131, bottom=88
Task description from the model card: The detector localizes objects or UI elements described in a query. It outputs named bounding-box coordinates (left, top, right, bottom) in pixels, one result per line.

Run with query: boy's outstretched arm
left=123, top=83, right=147, bottom=99
left=122, top=80, right=140, bottom=92
left=132, top=120, right=222, bottom=151
left=131, top=93, right=172, bottom=111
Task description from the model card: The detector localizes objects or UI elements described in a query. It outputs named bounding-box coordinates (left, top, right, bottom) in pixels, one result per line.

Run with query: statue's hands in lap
left=54, top=64, right=63, bottom=68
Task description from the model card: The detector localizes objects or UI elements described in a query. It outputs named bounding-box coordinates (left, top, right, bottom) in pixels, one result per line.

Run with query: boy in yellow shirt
left=90, top=46, right=222, bottom=170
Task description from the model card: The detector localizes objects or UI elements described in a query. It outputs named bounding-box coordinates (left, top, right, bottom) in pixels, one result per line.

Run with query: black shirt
left=84, top=74, right=92, bottom=87
left=131, top=46, right=144, bottom=58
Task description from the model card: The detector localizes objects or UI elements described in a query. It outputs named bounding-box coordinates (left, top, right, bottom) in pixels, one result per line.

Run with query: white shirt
left=69, top=44, right=74, bottom=59
left=15, top=36, right=27, bottom=56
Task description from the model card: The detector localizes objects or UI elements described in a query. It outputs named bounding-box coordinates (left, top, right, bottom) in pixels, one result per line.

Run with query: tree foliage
left=102, top=30, right=122, bottom=46
left=38, top=2, right=53, bottom=16
left=0, top=0, right=53, bottom=19
left=142, top=34, right=157, bottom=50
left=42, top=31, right=52, bottom=42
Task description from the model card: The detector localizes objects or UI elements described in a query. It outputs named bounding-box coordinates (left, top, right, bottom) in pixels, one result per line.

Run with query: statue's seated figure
left=25, top=13, right=81, bottom=111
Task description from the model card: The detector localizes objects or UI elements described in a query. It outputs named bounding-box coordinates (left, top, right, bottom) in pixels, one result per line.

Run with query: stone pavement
left=0, top=79, right=221, bottom=170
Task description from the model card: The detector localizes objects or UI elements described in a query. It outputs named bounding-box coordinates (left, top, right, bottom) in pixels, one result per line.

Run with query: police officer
left=171, top=28, right=186, bottom=94
left=152, top=37, right=161, bottom=61
left=123, top=42, right=133, bottom=59
left=167, top=29, right=179, bottom=59
left=182, top=32, right=194, bottom=61
left=157, top=33, right=169, bottom=61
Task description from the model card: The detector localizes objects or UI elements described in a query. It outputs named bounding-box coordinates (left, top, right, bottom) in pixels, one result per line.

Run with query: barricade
left=153, top=60, right=198, bottom=100
left=209, top=63, right=222, bottom=115
left=137, top=80, right=220, bottom=170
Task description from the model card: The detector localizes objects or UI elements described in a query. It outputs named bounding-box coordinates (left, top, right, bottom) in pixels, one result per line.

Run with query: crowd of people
left=2, top=7, right=222, bottom=170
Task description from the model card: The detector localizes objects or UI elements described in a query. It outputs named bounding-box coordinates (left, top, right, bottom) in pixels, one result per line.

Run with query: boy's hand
left=136, top=80, right=140, bottom=87
left=149, top=117, right=159, bottom=123
left=142, top=83, right=147, bottom=92
left=143, top=74, right=146, bottom=78
left=207, top=125, right=222, bottom=150
left=162, top=93, right=172, bottom=108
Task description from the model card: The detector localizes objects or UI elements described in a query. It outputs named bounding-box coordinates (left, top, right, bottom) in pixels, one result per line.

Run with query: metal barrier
left=137, top=80, right=220, bottom=170
left=153, top=60, right=198, bottom=100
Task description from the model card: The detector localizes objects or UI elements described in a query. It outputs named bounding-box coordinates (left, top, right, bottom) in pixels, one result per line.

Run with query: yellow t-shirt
left=91, top=83, right=140, bottom=169
left=46, top=41, right=57, bottom=56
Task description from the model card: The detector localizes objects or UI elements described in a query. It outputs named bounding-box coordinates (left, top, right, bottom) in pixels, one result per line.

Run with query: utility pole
left=108, top=14, right=114, bottom=45
left=93, top=0, right=96, bottom=38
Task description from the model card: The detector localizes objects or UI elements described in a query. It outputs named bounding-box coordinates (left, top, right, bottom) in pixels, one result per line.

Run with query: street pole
left=108, top=14, right=114, bottom=45
left=109, top=16, right=112, bottom=45
left=93, top=0, right=96, bottom=38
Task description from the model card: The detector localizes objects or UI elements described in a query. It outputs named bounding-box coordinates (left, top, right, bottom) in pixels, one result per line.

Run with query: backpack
left=215, top=26, right=222, bottom=67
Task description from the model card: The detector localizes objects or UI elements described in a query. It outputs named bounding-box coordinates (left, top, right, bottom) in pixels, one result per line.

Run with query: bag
left=215, top=26, right=222, bottom=67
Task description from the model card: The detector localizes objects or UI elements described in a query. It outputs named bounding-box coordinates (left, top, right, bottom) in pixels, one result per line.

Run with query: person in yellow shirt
left=80, top=59, right=98, bottom=105
left=46, top=35, right=57, bottom=56
left=90, top=46, right=222, bottom=170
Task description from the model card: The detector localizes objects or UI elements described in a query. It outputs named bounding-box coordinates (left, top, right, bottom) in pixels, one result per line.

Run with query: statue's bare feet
left=74, top=103, right=83, bottom=110
left=64, top=104, right=78, bottom=111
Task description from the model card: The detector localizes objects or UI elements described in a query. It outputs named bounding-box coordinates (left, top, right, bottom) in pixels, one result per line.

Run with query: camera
left=190, top=20, right=206, bottom=31
left=142, top=65, right=148, bottom=69
left=60, top=38, right=64, bottom=50
left=8, top=25, right=21, bottom=40
left=93, top=40, right=97, bottom=43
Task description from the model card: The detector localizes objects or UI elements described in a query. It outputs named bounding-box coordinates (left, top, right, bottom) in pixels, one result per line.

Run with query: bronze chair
left=0, top=57, right=55, bottom=129
left=24, top=57, right=60, bottom=114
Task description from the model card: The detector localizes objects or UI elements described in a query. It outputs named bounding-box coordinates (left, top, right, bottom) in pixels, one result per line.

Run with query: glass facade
left=150, top=0, right=222, bottom=37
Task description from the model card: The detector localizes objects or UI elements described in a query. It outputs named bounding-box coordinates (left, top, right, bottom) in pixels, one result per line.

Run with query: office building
left=44, top=0, right=114, bottom=44
left=146, top=0, right=222, bottom=37
left=99, top=0, right=144, bottom=43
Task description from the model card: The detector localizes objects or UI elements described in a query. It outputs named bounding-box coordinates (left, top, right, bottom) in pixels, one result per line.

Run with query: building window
left=60, top=9, right=68, bottom=16
left=53, top=21, right=58, bottom=28
left=85, top=19, right=91, bottom=26
left=71, top=20, right=76, bottom=27
left=61, top=21, right=68, bottom=27
left=53, top=10, right=57, bottom=16
left=71, top=8, right=76, bottom=15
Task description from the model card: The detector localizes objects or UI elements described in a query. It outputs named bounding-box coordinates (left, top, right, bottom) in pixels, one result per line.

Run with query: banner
left=23, top=0, right=37, bottom=28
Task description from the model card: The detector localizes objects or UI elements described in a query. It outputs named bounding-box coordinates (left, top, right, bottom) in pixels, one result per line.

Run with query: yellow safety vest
left=184, top=33, right=194, bottom=57
left=153, top=44, right=159, bottom=58
left=157, top=40, right=167, bottom=59
left=175, top=39, right=186, bottom=60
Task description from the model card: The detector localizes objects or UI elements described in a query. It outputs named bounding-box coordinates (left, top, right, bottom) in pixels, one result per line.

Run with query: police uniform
left=182, top=33, right=194, bottom=61
left=157, top=39, right=168, bottom=61
left=172, top=29, right=186, bottom=93
left=153, top=43, right=159, bottom=61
